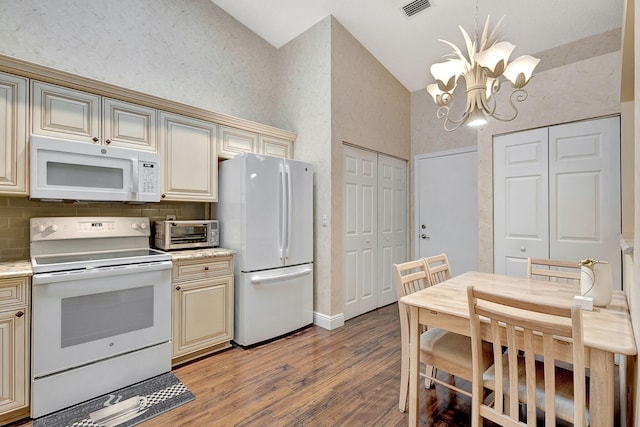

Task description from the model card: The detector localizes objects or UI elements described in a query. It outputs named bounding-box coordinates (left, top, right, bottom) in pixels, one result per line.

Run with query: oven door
left=31, top=261, right=172, bottom=378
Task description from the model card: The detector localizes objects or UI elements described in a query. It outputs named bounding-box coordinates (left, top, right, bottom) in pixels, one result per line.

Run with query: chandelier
left=426, top=15, right=540, bottom=131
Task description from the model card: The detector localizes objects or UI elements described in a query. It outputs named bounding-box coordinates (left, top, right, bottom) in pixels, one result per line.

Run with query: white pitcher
left=579, top=258, right=612, bottom=307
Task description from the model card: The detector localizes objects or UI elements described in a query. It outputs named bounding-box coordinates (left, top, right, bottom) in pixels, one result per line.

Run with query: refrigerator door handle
left=250, top=267, right=313, bottom=284
left=285, top=163, right=292, bottom=259
left=279, top=164, right=286, bottom=259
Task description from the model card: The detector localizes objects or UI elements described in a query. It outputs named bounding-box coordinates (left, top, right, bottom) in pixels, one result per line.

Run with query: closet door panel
left=549, top=116, right=621, bottom=288
left=493, top=128, right=549, bottom=277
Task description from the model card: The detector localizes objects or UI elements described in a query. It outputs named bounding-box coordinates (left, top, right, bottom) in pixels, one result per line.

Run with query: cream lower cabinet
left=0, top=276, right=29, bottom=424
left=160, top=112, right=218, bottom=202
left=171, top=256, right=233, bottom=365
left=0, top=72, right=28, bottom=195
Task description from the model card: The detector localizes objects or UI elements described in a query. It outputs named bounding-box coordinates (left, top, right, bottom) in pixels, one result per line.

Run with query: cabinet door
left=259, top=135, right=292, bottom=158
left=0, top=308, right=29, bottom=417
left=172, top=276, right=233, bottom=358
left=103, top=98, right=157, bottom=151
left=0, top=72, right=27, bottom=195
left=218, top=126, right=258, bottom=159
left=31, top=81, right=101, bottom=143
left=160, top=112, right=217, bottom=201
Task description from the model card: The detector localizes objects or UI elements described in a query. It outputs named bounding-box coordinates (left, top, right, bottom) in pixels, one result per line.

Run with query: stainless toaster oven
left=154, top=220, right=219, bottom=250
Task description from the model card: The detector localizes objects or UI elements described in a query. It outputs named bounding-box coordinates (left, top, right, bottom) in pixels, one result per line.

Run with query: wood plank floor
left=11, top=302, right=621, bottom=426
left=150, top=302, right=473, bottom=427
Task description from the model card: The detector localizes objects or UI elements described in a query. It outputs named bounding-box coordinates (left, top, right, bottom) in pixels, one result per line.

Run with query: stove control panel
left=30, top=217, right=151, bottom=241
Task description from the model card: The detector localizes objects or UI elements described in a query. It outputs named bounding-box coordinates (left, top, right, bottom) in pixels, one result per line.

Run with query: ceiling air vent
left=402, top=0, right=431, bottom=17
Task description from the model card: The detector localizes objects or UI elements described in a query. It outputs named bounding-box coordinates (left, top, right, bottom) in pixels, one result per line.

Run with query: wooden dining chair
left=423, top=252, right=452, bottom=285
left=467, top=285, right=588, bottom=427
left=527, top=257, right=581, bottom=284
left=393, top=259, right=492, bottom=413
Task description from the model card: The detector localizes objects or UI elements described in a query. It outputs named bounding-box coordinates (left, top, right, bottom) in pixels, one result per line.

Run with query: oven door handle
left=32, top=260, right=173, bottom=285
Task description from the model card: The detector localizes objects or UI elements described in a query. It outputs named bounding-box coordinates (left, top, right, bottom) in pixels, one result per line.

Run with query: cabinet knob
left=92, top=137, right=99, bottom=142
left=105, top=139, right=112, bottom=144
left=15, top=311, right=24, bottom=318
left=204, top=266, right=209, bottom=271
left=175, top=286, right=181, bottom=291
left=161, top=194, right=166, bottom=199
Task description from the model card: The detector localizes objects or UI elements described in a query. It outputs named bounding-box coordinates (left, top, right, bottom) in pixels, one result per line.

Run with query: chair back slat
left=424, top=253, right=452, bottom=286
left=467, top=285, right=587, bottom=427
left=527, top=257, right=581, bottom=284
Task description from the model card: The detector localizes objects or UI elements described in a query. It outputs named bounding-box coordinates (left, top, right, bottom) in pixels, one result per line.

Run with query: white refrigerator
left=217, top=153, right=314, bottom=346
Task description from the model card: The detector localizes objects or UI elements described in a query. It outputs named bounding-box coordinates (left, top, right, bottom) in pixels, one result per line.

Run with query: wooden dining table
left=399, top=271, right=637, bottom=427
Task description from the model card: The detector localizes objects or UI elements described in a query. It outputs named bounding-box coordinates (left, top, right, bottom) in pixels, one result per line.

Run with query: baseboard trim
left=313, top=311, right=344, bottom=330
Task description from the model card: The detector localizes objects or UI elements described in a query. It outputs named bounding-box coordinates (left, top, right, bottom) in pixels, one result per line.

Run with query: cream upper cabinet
left=218, top=125, right=258, bottom=159
left=219, top=126, right=293, bottom=159
left=0, top=72, right=28, bottom=195
left=102, top=98, right=157, bottom=151
left=31, top=81, right=157, bottom=151
left=259, top=134, right=292, bottom=158
left=159, top=111, right=217, bottom=202
left=31, top=81, right=101, bottom=143
left=0, top=276, right=30, bottom=425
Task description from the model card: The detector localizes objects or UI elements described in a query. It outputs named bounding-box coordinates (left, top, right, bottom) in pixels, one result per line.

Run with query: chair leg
left=424, top=364, right=436, bottom=388
left=398, top=338, right=409, bottom=412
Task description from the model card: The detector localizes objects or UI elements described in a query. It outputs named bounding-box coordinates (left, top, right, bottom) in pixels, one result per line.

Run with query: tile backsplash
left=0, top=196, right=207, bottom=262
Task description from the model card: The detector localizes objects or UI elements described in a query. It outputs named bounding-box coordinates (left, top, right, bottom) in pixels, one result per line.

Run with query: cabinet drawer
left=173, top=257, right=232, bottom=282
left=0, top=277, right=28, bottom=308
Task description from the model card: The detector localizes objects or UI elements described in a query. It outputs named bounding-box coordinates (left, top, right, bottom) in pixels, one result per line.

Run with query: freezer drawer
left=235, top=264, right=313, bottom=346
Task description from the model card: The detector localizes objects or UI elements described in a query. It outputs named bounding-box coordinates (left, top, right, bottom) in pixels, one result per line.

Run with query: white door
left=344, top=145, right=378, bottom=320
left=378, top=154, right=407, bottom=306
left=493, top=117, right=621, bottom=288
left=493, top=128, right=549, bottom=277
left=415, top=147, right=478, bottom=275
left=549, top=117, right=621, bottom=288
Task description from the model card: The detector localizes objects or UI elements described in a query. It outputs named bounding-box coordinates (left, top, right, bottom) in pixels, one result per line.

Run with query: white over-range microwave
left=30, top=135, right=161, bottom=203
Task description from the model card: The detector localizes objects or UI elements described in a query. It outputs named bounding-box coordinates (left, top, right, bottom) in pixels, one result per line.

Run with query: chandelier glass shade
left=426, top=16, right=540, bottom=131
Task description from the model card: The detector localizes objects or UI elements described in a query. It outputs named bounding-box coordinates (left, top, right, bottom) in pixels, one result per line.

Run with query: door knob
left=421, top=234, right=429, bottom=239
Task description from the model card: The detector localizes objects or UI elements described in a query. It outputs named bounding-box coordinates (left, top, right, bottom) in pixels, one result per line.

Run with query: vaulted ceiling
left=211, top=0, right=624, bottom=92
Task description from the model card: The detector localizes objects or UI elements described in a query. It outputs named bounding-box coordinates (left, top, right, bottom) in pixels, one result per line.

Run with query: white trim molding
left=313, top=311, right=344, bottom=330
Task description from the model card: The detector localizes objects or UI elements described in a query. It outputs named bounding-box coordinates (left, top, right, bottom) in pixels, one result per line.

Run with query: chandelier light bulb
left=467, top=109, right=488, bottom=127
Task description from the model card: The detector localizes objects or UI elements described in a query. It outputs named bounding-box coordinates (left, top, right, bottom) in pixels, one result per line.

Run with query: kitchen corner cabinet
left=31, top=81, right=157, bottom=151
left=0, top=276, right=30, bottom=424
left=218, top=125, right=293, bottom=159
left=218, top=125, right=258, bottom=159
left=259, top=135, right=292, bottom=158
left=0, top=72, right=28, bottom=195
left=171, top=256, right=234, bottom=365
left=160, top=112, right=218, bottom=202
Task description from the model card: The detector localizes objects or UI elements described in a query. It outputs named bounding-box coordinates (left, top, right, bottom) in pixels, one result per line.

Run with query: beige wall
left=0, top=0, right=279, bottom=126
left=330, top=18, right=410, bottom=317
